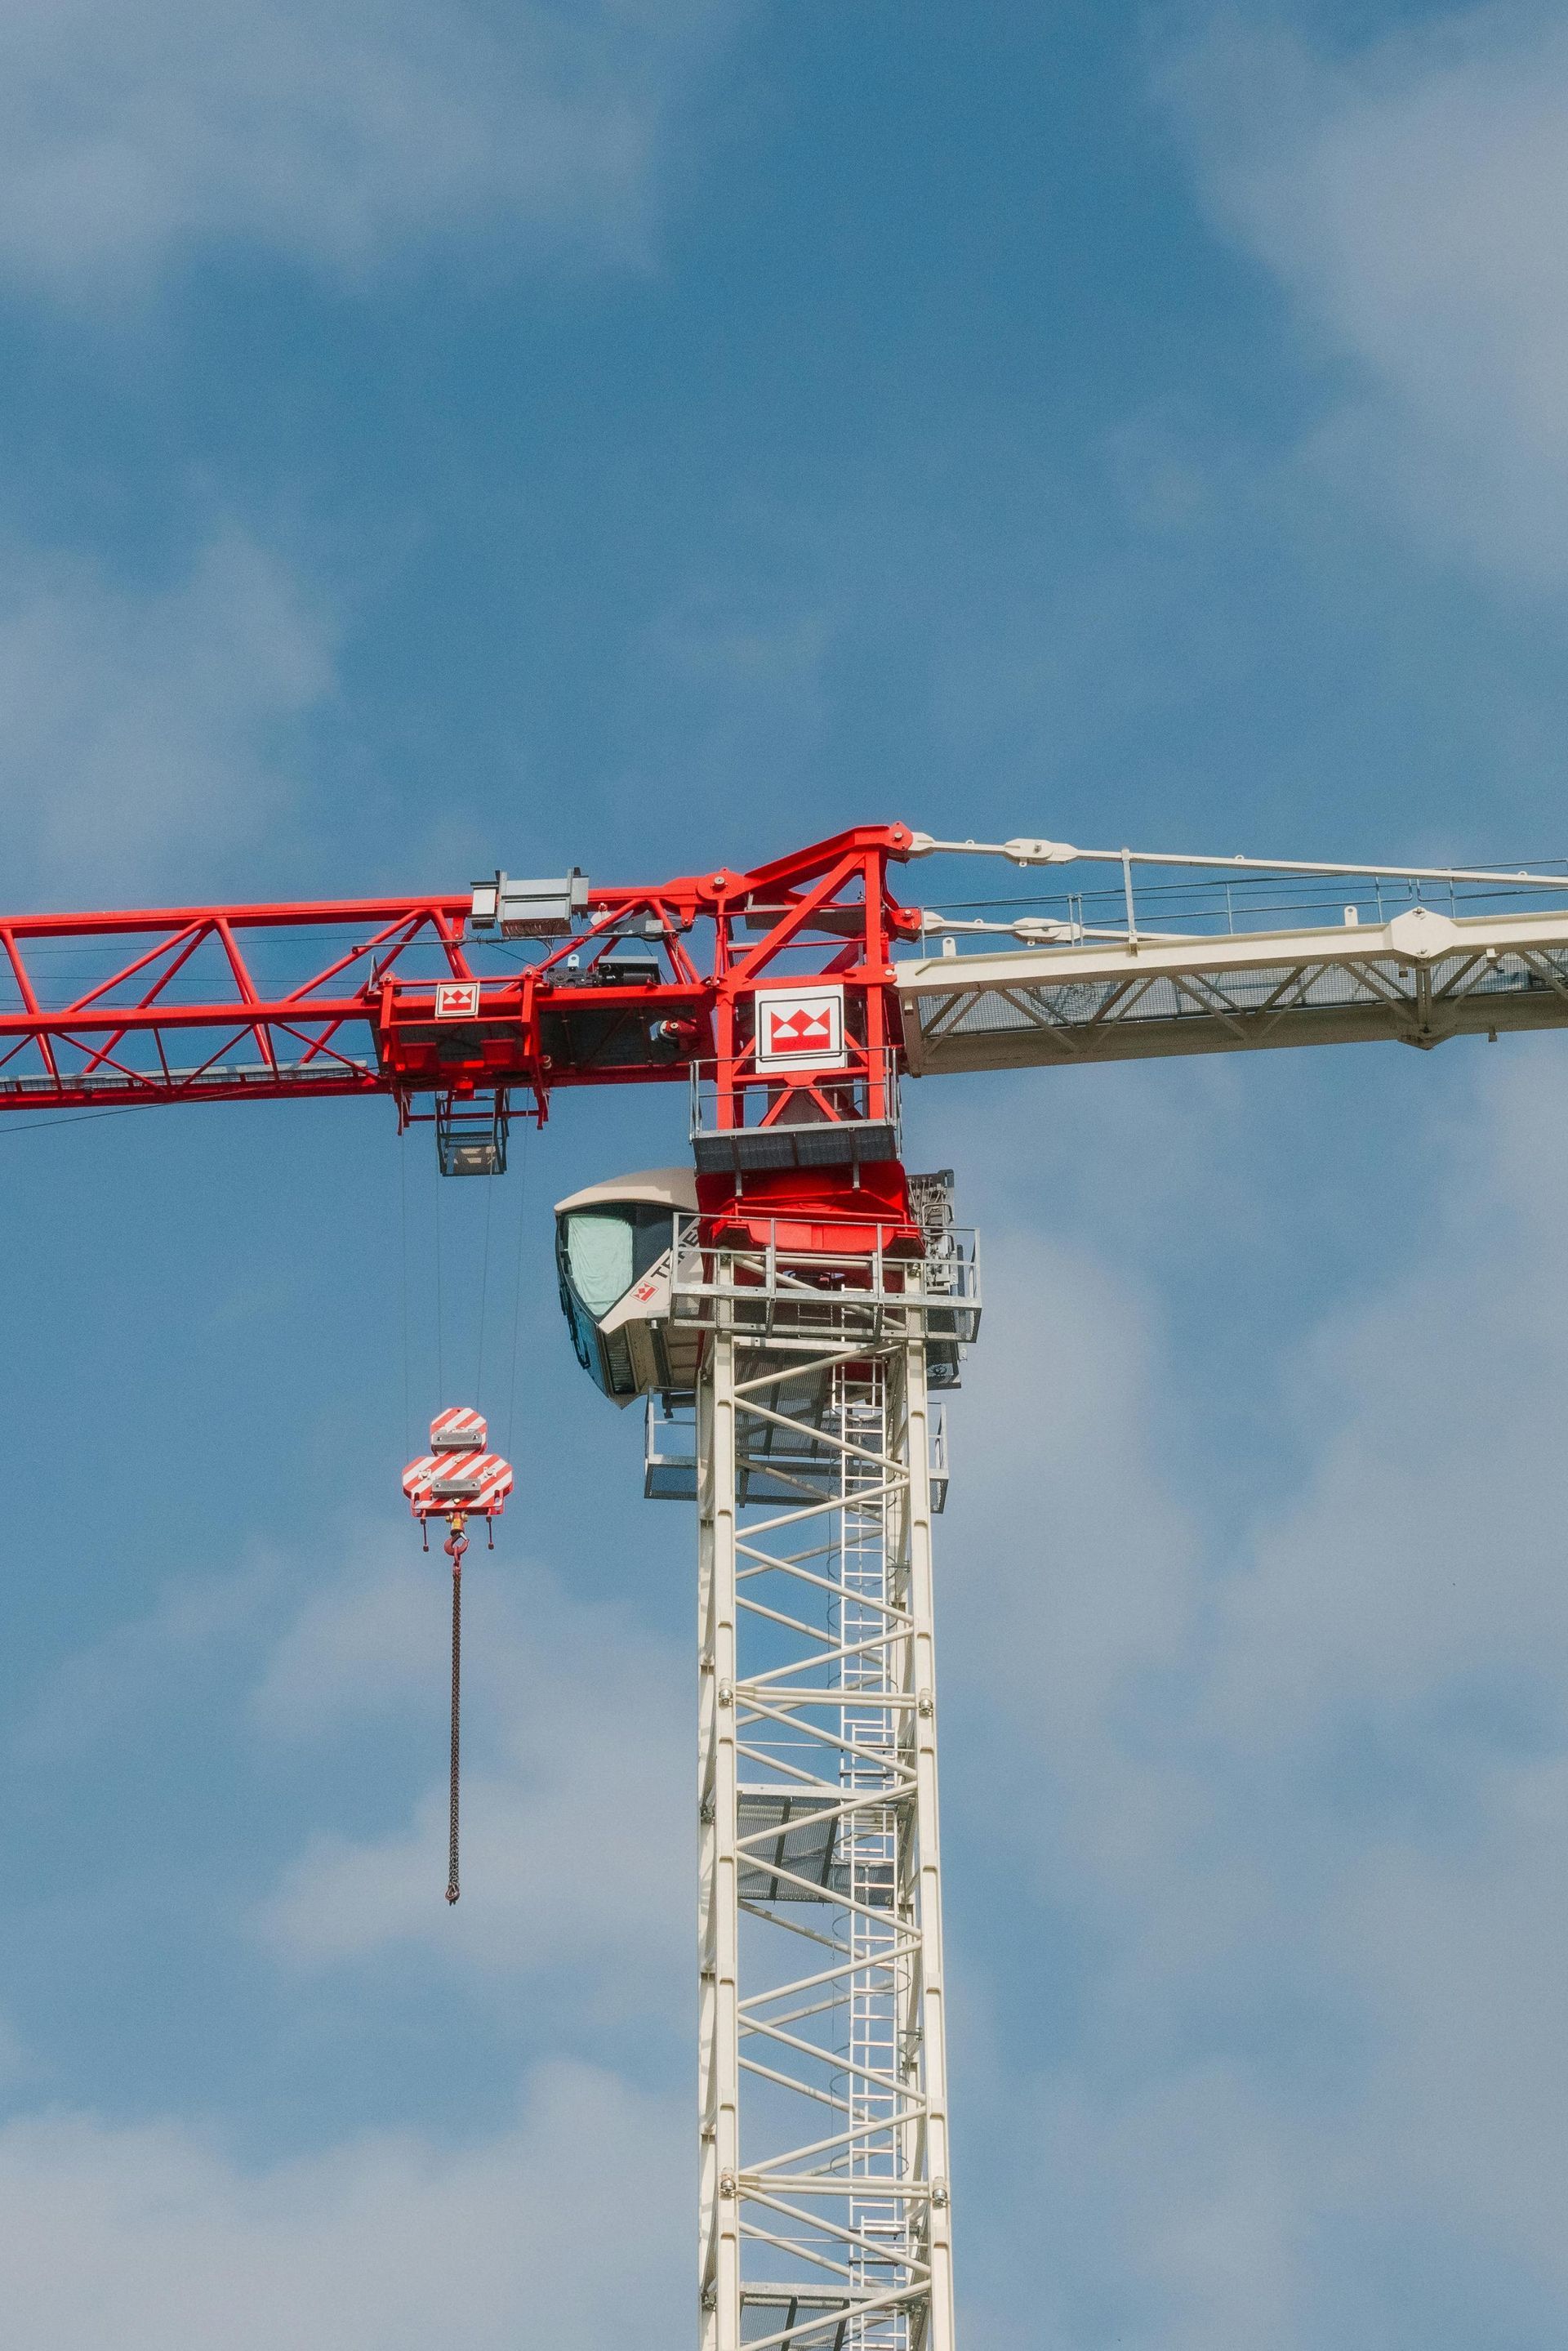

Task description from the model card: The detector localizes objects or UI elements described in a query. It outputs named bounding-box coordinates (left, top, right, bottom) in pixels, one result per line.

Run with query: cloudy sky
left=2, top=2, right=1568, bottom=2344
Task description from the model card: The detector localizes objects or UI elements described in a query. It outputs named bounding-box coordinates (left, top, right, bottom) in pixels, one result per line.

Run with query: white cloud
left=1167, top=4, right=1568, bottom=583
left=1207, top=1063, right=1568, bottom=1748
left=943, top=1226, right=1196, bottom=1744
left=15, top=1547, right=281, bottom=1762
left=9, top=1516, right=688, bottom=2023
left=1019, top=2065, right=1307, bottom=2351
left=254, top=1550, right=689, bottom=2014
left=936, top=1051, right=1568, bottom=2340
left=1334, top=1758, right=1568, bottom=2282
left=0, top=0, right=737, bottom=302
left=248, top=1531, right=440, bottom=1737
left=0, top=2060, right=685, bottom=2349
left=0, top=528, right=336, bottom=897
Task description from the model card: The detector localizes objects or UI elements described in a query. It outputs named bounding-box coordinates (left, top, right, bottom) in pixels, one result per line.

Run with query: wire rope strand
left=399, top=1128, right=412, bottom=1464
left=474, top=1161, right=496, bottom=1405
left=446, top=1558, right=461, bottom=1905
left=0, top=1103, right=154, bottom=1143
left=506, top=1121, right=532, bottom=1463
left=434, top=1158, right=445, bottom=1400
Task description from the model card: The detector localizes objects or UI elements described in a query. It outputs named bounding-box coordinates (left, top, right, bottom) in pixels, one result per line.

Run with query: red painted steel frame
left=0, top=825, right=921, bottom=1122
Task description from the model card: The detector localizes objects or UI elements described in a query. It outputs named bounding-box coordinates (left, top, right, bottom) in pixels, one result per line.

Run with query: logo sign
left=434, top=982, right=480, bottom=1020
left=755, top=984, right=848, bottom=1073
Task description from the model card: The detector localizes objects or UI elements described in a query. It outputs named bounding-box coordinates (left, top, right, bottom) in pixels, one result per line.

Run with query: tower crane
left=7, top=819, right=1568, bottom=2351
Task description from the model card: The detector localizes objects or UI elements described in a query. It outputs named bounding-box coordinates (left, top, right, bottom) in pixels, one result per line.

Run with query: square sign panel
left=755, top=983, right=848, bottom=1073
left=435, top=982, right=481, bottom=1019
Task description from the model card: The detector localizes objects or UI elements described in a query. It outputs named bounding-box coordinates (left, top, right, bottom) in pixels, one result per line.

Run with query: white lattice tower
left=695, top=1245, right=958, bottom=2351
left=834, top=1360, right=906, bottom=2350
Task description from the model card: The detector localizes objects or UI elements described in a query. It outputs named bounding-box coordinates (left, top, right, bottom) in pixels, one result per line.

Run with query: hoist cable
left=399, top=1131, right=412, bottom=1465
left=506, top=1122, right=532, bottom=1462
left=446, top=1552, right=462, bottom=1905
left=474, top=1163, right=496, bottom=1403
left=434, top=1165, right=446, bottom=1399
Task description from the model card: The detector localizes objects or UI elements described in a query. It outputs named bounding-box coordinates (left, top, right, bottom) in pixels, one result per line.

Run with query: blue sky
left=3, top=2, right=1568, bottom=2343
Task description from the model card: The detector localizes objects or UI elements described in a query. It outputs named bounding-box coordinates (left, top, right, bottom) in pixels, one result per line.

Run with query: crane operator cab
left=555, top=1167, right=702, bottom=1404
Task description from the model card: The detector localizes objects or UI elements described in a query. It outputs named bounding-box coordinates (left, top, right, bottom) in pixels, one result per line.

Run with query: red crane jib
left=0, top=823, right=929, bottom=1251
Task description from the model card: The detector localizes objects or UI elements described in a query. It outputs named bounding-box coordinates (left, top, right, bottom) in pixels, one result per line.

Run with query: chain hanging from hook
left=444, top=1513, right=466, bottom=1904
left=401, top=1409, right=514, bottom=1908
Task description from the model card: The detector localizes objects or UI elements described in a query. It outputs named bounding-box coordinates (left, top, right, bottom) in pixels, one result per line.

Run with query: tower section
left=555, top=1162, right=978, bottom=2351
left=684, top=1203, right=978, bottom=2351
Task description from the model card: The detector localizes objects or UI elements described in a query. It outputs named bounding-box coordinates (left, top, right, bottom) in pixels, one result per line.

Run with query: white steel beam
left=898, top=903, right=1568, bottom=1076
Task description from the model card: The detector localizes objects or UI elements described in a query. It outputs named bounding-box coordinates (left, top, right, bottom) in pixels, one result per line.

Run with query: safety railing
left=663, top=1216, right=981, bottom=1349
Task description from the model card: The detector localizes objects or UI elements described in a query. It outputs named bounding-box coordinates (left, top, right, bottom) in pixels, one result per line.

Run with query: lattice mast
left=688, top=1225, right=974, bottom=2351
left=659, top=832, right=974, bottom=2350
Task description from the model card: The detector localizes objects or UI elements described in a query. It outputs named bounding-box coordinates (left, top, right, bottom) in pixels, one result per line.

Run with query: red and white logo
left=754, top=984, right=848, bottom=1073
left=435, top=982, right=480, bottom=1019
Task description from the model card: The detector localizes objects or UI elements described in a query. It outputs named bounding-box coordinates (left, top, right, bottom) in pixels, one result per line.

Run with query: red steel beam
left=0, top=828, right=919, bottom=1118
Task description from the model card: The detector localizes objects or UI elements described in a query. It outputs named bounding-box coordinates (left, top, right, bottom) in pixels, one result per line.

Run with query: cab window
left=564, top=1211, right=636, bottom=1318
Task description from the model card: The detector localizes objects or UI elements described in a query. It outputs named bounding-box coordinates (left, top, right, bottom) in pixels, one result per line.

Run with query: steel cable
left=474, top=1161, right=495, bottom=1403
left=434, top=1167, right=445, bottom=1399
left=399, top=1131, right=412, bottom=1465
left=506, top=1121, right=531, bottom=1463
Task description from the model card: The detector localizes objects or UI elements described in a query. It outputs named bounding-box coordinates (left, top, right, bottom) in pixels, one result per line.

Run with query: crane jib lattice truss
left=12, top=821, right=1568, bottom=2350
left=0, top=826, right=918, bottom=1126
left=6, top=829, right=1568, bottom=1127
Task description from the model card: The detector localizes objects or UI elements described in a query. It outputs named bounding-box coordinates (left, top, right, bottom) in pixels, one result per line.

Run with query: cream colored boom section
left=898, top=902, right=1568, bottom=1076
